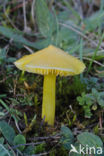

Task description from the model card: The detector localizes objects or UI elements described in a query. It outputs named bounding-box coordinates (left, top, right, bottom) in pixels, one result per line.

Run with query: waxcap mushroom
left=14, top=45, right=85, bottom=76
left=14, top=45, right=85, bottom=126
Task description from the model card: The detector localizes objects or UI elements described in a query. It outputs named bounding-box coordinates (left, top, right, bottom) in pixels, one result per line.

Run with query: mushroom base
left=42, top=74, right=56, bottom=125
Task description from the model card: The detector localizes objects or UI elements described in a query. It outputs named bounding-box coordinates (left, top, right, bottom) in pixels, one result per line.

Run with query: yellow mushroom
left=14, top=45, right=85, bottom=126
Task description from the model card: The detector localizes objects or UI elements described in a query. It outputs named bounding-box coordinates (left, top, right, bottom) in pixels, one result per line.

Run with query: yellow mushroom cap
left=14, top=45, right=85, bottom=76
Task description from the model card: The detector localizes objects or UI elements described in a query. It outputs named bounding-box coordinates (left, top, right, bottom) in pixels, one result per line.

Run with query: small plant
left=0, top=98, right=22, bottom=122
left=77, top=88, right=104, bottom=118
left=0, top=121, right=46, bottom=155
left=60, top=125, right=103, bottom=156
left=83, top=77, right=103, bottom=91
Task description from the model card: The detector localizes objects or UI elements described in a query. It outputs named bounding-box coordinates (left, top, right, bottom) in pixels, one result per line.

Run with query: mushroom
left=14, top=45, right=85, bottom=126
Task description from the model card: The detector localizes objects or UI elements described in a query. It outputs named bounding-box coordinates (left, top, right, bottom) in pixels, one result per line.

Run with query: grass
left=0, top=0, right=104, bottom=155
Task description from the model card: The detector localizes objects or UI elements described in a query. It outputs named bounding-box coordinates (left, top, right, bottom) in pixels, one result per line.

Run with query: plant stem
left=42, top=74, right=56, bottom=125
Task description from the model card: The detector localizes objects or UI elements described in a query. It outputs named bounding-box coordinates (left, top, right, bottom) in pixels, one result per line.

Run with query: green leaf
left=0, top=121, right=16, bottom=145
left=0, top=138, right=4, bottom=144
left=13, top=134, right=26, bottom=151
left=33, top=38, right=51, bottom=49
left=0, top=112, right=5, bottom=117
left=0, top=94, right=7, bottom=98
left=58, top=10, right=71, bottom=22
left=84, top=11, right=104, bottom=31
left=60, top=126, right=74, bottom=150
left=35, top=0, right=55, bottom=38
left=97, top=92, right=104, bottom=107
left=56, top=27, right=77, bottom=45
left=77, top=132, right=103, bottom=148
left=0, top=26, right=44, bottom=49
left=0, top=99, right=10, bottom=111
left=7, top=57, right=16, bottom=63
left=63, top=0, right=80, bottom=21
left=0, top=144, right=11, bottom=156
left=0, top=48, right=7, bottom=64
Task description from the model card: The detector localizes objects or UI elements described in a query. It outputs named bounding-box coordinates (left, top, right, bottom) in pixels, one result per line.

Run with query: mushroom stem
left=42, top=74, right=56, bottom=125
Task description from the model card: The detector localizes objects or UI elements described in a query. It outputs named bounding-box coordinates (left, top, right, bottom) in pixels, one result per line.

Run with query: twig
left=23, top=0, right=27, bottom=32
left=31, top=0, right=36, bottom=25
left=29, top=134, right=60, bottom=141
left=24, top=45, right=34, bottom=53
left=99, top=112, right=103, bottom=131
left=0, top=144, right=11, bottom=156
left=15, top=120, right=22, bottom=134
left=56, top=2, right=68, bottom=10
left=59, top=23, right=103, bottom=50
left=64, top=20, right=102, bottom=44
left=12, top=141, right=45, bottom=149
left=7, top=144, right=17, bottom=156
left=82, top=57, right=104, bottom=67
left=83, top=49, right=104, bottom=57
